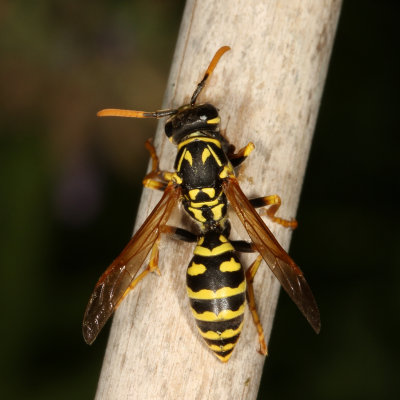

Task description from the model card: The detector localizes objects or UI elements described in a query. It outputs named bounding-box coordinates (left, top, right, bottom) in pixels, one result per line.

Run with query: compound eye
left=165, top=120, right=173, bottom=138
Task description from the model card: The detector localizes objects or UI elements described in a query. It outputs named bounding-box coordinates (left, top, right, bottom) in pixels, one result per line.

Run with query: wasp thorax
left=165, top=103, right=220, bottom=144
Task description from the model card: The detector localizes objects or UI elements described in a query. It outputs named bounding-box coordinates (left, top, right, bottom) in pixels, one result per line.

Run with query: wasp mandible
left=83, top=46, right=320, bottom=362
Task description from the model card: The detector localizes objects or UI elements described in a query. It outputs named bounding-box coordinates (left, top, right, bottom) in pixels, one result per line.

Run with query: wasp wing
left=82, top=183, right=181, bottom=344
left=223, top=177, right=320, bottom=333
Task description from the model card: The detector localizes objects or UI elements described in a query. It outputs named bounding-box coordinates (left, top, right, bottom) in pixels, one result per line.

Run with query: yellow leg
left=246, top=254, right=268, bottom=356
left=115, top=236, right=161, bottom=309
left=229, top=142, right=255, bottom=168
left=142, top=139, right=174, bottom=191
left=251, top=194, right=298, bottom=229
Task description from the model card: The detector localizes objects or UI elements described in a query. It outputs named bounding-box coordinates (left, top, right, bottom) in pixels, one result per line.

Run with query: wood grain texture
left=94, top=0, right=342, bottom=399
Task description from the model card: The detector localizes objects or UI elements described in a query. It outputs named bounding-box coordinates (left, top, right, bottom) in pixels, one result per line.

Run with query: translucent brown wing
left=223, top=177, right=321, bottom=333
left=82, top=183, right=181, bottom=344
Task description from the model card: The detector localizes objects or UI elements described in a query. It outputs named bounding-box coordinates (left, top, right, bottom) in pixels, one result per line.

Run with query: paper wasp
left=83, top=46, right=320, bottom=362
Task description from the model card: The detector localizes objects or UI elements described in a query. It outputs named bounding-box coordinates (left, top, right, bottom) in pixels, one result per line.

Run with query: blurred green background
left=0, top=1, right=398, bottom=399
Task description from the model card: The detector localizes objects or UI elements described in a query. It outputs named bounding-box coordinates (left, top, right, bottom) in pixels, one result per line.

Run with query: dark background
left=0, top=1, right=398, bottom=399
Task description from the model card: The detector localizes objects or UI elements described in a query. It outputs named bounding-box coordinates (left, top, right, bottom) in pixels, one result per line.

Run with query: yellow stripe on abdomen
left=187, top=281, right=246, bottom=299
left=190, top=304, right=245, bottom=322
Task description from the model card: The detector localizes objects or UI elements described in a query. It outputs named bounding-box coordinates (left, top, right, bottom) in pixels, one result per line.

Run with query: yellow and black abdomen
left=186, top=232, right=246, bottom=362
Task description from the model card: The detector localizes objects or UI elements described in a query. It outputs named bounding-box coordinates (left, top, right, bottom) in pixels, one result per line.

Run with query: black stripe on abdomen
left=189, top=293, right=245, bottom=315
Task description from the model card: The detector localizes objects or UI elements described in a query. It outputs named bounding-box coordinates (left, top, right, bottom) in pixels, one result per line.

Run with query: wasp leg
left=232, top=241, right=267, bottom=354
left=115, top=236, right=161, bottom=309
left=246, top=254, right=268, bottom=356
left=142, top=139, right=174, bottom=191
left=228, top=142, right=255, bottom=168
left=231, top=240, right=256, bottom=253
left=249, top=195, right=298, bottom=229
left=161, top=225, right=197, bottom=243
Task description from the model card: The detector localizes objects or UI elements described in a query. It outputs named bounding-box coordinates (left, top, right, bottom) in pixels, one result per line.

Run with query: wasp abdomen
left=186, top=232, right=246, bottom=362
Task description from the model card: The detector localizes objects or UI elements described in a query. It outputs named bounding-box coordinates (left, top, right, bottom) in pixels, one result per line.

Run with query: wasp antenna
left=97, top=108, right=178, bottom=119
left=190, top=46, right=231, bottom=106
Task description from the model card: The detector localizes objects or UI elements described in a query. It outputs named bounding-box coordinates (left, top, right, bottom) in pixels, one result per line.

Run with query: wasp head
left=165, top=103, right=221, bottom=144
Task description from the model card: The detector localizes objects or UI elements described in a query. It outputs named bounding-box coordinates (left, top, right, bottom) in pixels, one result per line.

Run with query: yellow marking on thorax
left=202, top=147, right=211, bottom=164
left=188, top=189, right=200, bottom=200
left=219, top=165, right=232, bottom=179
left=190, top=304, right=245, bottom=321
left=211, top=203, right=225, bottom=221
left=219, top=257, right=241, bottom=272
left=187, top=281, right=246, bottom=300
left=202, top=187, right=215, bottom=198
left=188, top=207, right=206, bottom=223
left=171, top=172, right=182, bottom=184
left=207, top=145, right=222, bottom=167
left=177, top=136, right=222, bottom=150
left=184, top=150, right=193, bottom=166
left=219, top=235, right=227, bottom=243
left=189, top=187, right=217, bottom=202
left=176, top=149, right=186, bottom=172
left=190, top=198, right=219, bottom=208
left=194, top=242, right=234, bottom=257
left=187, top=262, right=207, bottom=276
left=198, top=321, right=244, bottom=340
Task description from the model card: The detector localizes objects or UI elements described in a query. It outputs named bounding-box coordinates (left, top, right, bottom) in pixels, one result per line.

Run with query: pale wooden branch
left=94, top=1, right=342, bottom=399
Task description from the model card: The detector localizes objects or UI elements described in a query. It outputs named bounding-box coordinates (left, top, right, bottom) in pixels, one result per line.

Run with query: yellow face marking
left=177, top=136, right=222, bottom=150
left=201, top=187, right=215, bottom=198
left=187, top=281, right=246, bottom=300
left=187, top=262, right=207, bottom=276
left=188, top=207, right=206, bottom=222
left=184, top=150, right=193, bottom=166
left=206, top=116, right=220, bottom=125
left=194, top=242, right=234, bottom=257
left=188, top=189, right=200, bottom=200
left=190, top=198, right=219, bottom=208
left=190, top=304, right=245, bottom=321
left=198, top=321, right=244, bottom=340
left=207, top=145, right=222, bottom=167
left=201, top=147, right=211, bottom=164
left=219, top=257, right=241, bottom=272
left=211, top=203, right=225, bottom=221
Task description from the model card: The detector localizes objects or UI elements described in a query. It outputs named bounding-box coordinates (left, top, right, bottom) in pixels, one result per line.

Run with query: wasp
left=83, top=46, right=320, bottom=362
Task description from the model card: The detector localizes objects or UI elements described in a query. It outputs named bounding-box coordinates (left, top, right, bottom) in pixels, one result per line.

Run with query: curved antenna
left=97, top=108, right=178, bottom=119
left=190, top=46, right=231, bottom=106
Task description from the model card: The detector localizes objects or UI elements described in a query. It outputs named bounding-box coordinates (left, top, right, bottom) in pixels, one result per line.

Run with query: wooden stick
left=94, top=0, right=342, bottom=398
